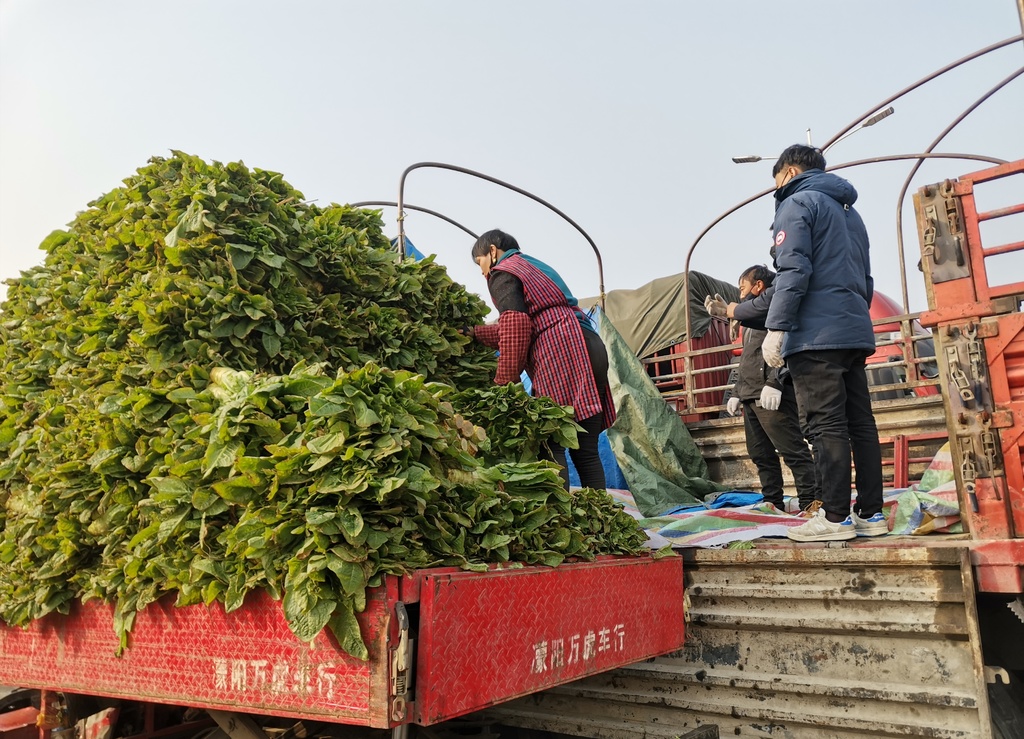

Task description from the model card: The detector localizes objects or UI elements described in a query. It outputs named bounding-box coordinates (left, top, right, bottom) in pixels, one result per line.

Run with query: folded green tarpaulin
left=599, top=310, right=725, bottom=516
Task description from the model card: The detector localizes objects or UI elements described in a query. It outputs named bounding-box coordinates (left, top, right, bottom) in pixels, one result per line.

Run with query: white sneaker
left=786, top=509, right=856, bottom=542
left=852, top=511, right=889, bottom=537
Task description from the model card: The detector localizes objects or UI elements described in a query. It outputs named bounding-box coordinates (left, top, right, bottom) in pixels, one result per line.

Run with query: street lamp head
left=862, top=106, right=895, bottom=127
left=737, top=107, right=896, bottom=164
left=823, top=106, right=896, bottom=154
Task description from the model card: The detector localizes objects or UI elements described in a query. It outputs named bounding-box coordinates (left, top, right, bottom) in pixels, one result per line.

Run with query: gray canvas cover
left=581, top=271, right=740, bottom=360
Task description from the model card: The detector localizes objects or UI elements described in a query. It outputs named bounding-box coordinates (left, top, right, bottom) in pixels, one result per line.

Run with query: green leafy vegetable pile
left=0, top=152, right=646, bottom=657
left=97, top=363, right=645, bottom=656
left=452, top=384, right=581, bottom=464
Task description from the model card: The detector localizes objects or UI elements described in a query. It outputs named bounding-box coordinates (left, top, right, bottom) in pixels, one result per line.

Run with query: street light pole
left=822, top=106, right=895, bottom=154
left=732, top=107, right=895, bottom=164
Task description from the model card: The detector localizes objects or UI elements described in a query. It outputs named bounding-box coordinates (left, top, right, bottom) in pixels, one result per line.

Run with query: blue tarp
left=566, top=432, right=630, bottom=489
left=661, top=491, right=764, bottom=515
left=391, top=236, right=426, bottom=261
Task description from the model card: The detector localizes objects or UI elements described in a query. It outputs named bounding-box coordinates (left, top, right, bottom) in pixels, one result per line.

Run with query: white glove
left=762, top=330, right=786, bottom=368
left=704, top=293, right=729, bottom=318
left=759, top=385, right=782, bottom=411
left=726, top=396, right=741, bottom=416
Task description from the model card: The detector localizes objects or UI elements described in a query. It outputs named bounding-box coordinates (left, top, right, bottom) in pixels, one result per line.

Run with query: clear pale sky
left=1, top=1, right=1022, bottom=315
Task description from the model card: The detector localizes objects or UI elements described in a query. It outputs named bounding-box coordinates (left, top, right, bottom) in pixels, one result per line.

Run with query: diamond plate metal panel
left=0, top=586, right=395, bottom=727
left=413, top=556, right=685, bottom=725
left=0, top=558, right=684, bottom=729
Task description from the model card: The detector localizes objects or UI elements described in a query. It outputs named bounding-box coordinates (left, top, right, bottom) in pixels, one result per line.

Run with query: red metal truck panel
left=971, top=539, right=1024, bottom=593
left=412, top=555, right=685, bottom=724
left=984, top=311, right=1024, bottom=539
left=914, top=158, right=1024, bottom=593
left=0, top=556, right=685, bottom=728
left=0, top=586, right=394, bottom=727
left=0, top=707, right=38, bottom=739
left=650, top=318, right=733, bottom=423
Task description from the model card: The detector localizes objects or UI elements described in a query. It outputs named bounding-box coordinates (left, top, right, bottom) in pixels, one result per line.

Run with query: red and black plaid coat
left=475, top=254, right=615, bottom=429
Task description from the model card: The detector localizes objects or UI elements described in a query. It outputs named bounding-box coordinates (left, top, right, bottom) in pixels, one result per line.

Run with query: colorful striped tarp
left=605, top=488, right=908, bottom=549
left=600, top=441, right=959, bottom=548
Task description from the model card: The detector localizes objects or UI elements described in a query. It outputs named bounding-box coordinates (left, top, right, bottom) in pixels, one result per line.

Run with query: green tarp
left=600, top=310, right=725, bottom=516
left=581, top=271, right=740, bottom=359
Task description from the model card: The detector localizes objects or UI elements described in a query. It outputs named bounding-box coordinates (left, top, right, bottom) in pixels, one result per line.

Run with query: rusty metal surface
left=971, top=539, right=1024, bottom=592
left=984, top=311, right=1024, bottom=541
left=688, top=394, right=948, bottom=493
left=482, top=545, right=992, bottom=738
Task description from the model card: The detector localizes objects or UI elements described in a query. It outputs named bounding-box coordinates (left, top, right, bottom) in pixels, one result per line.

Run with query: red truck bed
left=0, top=555, right=684, bottom=728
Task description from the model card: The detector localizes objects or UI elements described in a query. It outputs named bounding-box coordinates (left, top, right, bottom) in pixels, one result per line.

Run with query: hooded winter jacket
left=732, top=291, right=787, bottom=400
left=732, top=323, right=787, bottom=400
left=765, top=169, right=876, bottom=357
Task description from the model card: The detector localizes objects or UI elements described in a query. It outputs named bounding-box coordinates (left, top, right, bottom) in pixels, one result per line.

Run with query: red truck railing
left=915, top=158, right=1024, bottom=592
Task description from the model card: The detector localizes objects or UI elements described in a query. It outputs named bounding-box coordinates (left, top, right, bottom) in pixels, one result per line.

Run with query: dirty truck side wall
left=486, top=547, right=993, bottom=739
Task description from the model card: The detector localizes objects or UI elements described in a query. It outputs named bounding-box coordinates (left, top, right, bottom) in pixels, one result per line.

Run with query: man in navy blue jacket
left=760, top=145, right=888, bottom=542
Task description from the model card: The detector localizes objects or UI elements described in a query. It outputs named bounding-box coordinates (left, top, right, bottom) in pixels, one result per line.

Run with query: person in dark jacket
left=759, top=145, right=887, bottom=542
left=467, top=229, right=614, bottom=491
left=708, top=265, right=819, bottom=511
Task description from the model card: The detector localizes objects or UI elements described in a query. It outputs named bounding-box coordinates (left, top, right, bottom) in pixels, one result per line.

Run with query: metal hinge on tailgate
left=390, top=602, right=413, bottom=724
left=918, top=180, right=970, bottom=282
left=942, top=321, right=1006, bottom=513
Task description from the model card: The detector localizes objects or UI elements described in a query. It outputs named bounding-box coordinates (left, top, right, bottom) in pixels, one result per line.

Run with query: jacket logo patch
left=775, top=230, right=786, bottom=246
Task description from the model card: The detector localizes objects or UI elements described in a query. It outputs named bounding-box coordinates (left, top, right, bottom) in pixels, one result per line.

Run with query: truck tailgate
left=0, top=555, right=684, bottom=728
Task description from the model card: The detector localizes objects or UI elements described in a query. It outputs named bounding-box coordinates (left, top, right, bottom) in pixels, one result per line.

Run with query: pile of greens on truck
left=0, top=153, right=645, bottom=658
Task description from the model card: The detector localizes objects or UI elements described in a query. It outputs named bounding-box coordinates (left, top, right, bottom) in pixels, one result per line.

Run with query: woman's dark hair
left=739, top=264, right=775, bottom=287
left=471, top=229, right=519, bottom=259
left=771, top=144, right=827, bottom=177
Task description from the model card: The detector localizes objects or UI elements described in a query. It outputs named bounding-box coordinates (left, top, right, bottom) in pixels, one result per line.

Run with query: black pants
left=787, top=349, right=883, bottom=519
left=548, top=412, right=607, bottom=490
left=741, top=385, right=819, bottom=509
left=547, top=326, right=610, bottom=490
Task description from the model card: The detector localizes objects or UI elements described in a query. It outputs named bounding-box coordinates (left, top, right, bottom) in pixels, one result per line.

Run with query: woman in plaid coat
left=468, top=229, right=615, bottom=490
